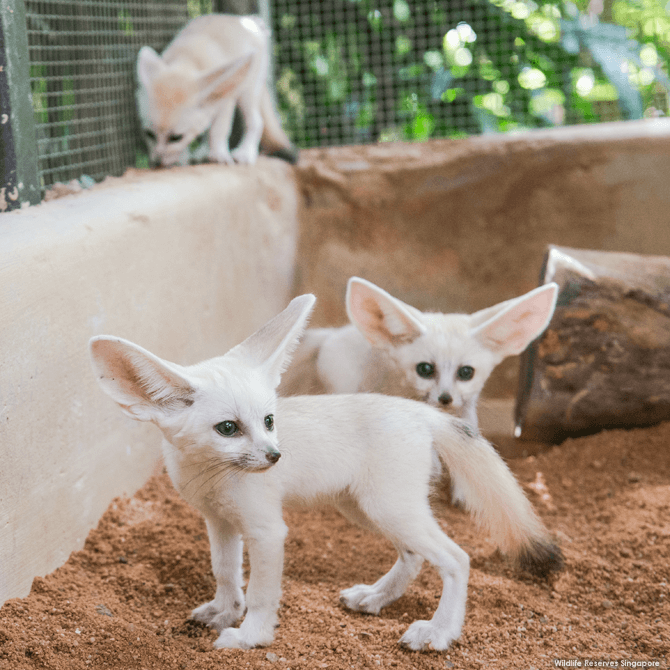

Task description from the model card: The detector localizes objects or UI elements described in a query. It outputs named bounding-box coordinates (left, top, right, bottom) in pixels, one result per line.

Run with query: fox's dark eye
left=416, top=362, right=435, bottom=379
left=167, top=133, right=184, bottom=143
left=144, top=129, right=157, bottom=142
left=215, top=420, right=239, bottom=437
left=457, top=365, right=475, bottom=381
left=265, top=414, right=274, bottom=431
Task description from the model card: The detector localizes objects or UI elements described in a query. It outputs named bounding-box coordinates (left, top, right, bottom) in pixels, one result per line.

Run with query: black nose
left=438, top=392, right=453, bottom=406
left=265, top=449, right=281, bottom=464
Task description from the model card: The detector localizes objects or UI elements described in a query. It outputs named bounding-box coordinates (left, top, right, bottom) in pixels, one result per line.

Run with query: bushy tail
left=432, top=416, right=563, bottom=578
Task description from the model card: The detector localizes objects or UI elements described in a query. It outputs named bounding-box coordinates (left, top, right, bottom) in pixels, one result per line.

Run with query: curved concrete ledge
left=0, top=159, right=298, bottom=605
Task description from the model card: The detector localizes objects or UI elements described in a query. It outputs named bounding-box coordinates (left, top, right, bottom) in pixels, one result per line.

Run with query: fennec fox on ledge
left=136, top=14, right=296, bottom=167
left=90, top=294, right=562, bottom=652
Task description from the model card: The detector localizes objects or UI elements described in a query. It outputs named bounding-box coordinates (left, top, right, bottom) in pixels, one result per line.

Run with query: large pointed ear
left=230, top=294, right=316, bottom=388
left=467, top=297, right=515, bottom=329
left=137, top=46, right=166, bottom=90
left=197, top=52, right=254, bottom=106
left=346, top=277, right=426, bottom=347
left=471, top=283, right=558, bottom=358
left=89, top=336, right=196, bottom=422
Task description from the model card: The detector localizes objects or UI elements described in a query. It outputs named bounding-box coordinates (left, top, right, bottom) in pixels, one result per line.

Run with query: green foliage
left=187, top=0, right=213, bottom=17
left=271, top=0, right=670, bottom=146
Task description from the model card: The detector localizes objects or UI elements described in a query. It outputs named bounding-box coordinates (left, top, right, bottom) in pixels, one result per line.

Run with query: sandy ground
left=1, top=421, right=668, bottom=670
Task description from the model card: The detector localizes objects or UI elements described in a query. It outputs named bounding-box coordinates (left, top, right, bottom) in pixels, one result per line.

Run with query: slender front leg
left=191, top=515, right=245, bottom=631
left=230, top=89, right=264, bottom=165
left=209, top=98, right=237, bottom=164
left=214, top=515, right=288, bottom=649
left=230, top=48, right=267, bottom=165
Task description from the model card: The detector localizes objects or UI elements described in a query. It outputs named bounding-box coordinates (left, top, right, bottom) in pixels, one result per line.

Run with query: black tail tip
left=518, top=539, right=564, bottom=579
left=266, top=145, right=300, bottom=165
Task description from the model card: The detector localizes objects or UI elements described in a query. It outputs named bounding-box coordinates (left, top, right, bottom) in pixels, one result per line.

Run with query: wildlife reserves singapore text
left=554, top=660, right=661, bottom=668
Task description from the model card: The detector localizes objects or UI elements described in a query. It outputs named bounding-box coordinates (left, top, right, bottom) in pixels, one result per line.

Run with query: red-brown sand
left=1, top=422, right=668, bottom=669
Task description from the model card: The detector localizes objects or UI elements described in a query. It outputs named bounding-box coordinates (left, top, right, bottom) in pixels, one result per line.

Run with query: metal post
left=0, top=0, right=40, bottom=211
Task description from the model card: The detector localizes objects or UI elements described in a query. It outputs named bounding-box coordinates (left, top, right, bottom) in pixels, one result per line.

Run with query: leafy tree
left=270, top=0, right=670, bottom=146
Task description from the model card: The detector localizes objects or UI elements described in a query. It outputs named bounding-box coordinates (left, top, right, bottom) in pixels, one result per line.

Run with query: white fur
left=136, top=14, right=292, bottom=167
left=280, top=278, right=559, bottom=432
left=89, top=294, right=558, bottom=652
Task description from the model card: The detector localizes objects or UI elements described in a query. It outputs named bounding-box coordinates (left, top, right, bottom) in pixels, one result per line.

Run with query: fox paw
left=191, top=599, right=244, bottom=632
left=213, top=627, right=247, bottom=649
left=399, top=620, right=458, bottom=651
left=231, top=144, right=259, bottom=165
left=213, top=625, right=274, bottom=650
left=339, top=584, right=388, bottom=615
left=209, top=146, right=235, bottom=165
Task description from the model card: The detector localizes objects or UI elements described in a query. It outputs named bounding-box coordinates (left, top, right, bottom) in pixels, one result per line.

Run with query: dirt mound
left=1, top=422, right=668, bottom=669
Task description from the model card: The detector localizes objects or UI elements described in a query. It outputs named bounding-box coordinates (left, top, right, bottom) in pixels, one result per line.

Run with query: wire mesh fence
left=15, top=0, right=670, bottom=191
left=271, top=0, right=670, bottom=147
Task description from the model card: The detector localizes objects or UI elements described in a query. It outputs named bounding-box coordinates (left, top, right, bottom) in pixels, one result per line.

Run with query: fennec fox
left=280, top=278, right=558, bottom=432
left=136, top=14, right=295, bottom=167
left=89, top=295, right=561, bottom=652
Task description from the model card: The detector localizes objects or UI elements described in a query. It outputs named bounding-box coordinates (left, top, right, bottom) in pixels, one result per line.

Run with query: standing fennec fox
left=89, top=295, right=562, bottom=652
left=136, top=14, right=296, bottom=167
left=280, top=278, right=559, bottom=432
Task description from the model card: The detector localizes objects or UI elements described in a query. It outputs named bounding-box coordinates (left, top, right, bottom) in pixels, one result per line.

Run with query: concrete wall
left=292, top=119, right=670, bottom=400
left=0, top=160, right=299, bottom=605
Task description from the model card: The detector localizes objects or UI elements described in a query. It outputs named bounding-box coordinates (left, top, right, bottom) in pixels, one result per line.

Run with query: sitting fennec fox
left=136, top=14, right=296, bottom=167
left=89, top=295, right=562, bottom=652
left=280, top=278, right=559, bottom=432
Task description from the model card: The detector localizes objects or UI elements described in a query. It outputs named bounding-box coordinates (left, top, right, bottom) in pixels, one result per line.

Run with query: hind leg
left=335, top=495, right=424, bottom=614
left=340, top=549, right=423, bottom=615
left=397, top=520, right=470, bottom=651
left=351, top=489, right=470, bottom=651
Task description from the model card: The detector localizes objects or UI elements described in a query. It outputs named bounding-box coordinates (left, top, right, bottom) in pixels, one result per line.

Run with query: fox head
left=135, top=47, right=253, bottom=167
left=89, top=295, right=315, bottom=494
left=346, top=278, right=558, bottom=416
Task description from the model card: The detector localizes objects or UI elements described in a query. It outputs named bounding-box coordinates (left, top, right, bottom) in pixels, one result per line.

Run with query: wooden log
left=515, top=245, right=670, bottom=443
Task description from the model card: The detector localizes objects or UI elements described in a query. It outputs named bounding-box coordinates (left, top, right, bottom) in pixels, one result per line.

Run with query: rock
left=95, top=604, right=113, bottom=617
